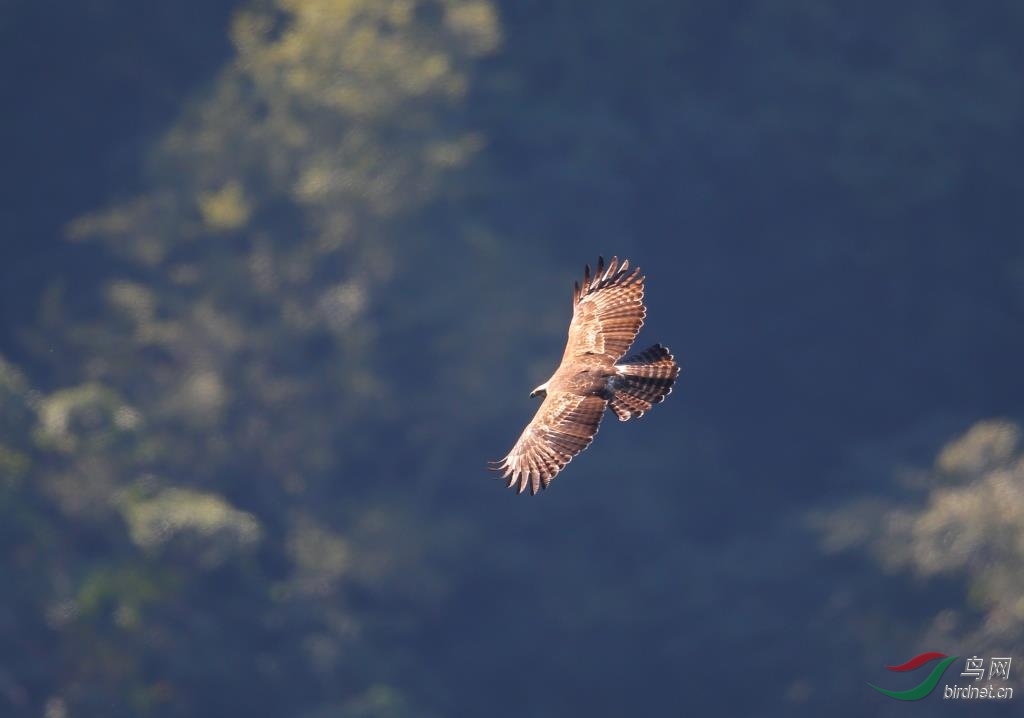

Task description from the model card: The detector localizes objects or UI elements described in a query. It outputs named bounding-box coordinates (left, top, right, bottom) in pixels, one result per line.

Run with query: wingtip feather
left=603, top=256, right=618, bottom=281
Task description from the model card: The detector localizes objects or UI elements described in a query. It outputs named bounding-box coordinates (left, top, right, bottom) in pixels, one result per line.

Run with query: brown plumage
left=489, top=256, right=681, bottom=494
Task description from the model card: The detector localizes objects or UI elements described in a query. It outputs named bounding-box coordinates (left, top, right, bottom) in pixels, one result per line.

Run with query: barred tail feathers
left=609, top=344, right=680, bottom=421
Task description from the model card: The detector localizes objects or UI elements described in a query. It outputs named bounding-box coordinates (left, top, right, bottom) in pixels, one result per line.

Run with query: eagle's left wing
left=489, top=392, right=607, bottom=494
left=562, top=256, right=646, bottom=362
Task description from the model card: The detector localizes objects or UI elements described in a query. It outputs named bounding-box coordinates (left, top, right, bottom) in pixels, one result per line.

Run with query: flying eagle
left=490, top=256, right=680, bottom=494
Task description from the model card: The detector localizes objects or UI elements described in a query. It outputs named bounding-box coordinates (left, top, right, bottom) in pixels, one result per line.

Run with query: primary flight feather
left=490, top=256, right=681, bottom=494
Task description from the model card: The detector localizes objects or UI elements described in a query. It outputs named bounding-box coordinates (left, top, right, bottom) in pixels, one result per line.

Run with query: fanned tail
left=609, top=344, right=680, bottom=421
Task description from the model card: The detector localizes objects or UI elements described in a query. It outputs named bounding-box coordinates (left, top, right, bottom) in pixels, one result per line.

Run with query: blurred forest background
left=2, top=1, right=1023, bottom=716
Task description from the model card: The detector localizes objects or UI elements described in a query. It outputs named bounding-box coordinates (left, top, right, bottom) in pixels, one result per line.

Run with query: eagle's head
left=530, top=382, right=548, bottom=399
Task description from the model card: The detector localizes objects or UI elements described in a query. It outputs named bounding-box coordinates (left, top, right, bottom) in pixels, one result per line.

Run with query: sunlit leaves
left=816, top=420, right=1024, bottom=681
left=119, top=487, right=262, bottom=565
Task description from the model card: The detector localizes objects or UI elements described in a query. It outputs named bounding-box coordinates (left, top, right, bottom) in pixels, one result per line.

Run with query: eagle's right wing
left=562, top=256, right=646, bottom=362
left=489, top=392, right=607, bottom=495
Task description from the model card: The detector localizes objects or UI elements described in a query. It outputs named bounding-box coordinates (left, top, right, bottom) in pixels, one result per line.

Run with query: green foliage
left=821, top=421, right=1024, bottom=629
left=119, top=486, right=262, bottom=563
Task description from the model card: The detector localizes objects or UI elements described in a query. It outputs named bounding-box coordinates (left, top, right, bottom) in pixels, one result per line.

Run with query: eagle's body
left=539, top=354, right=615, bottom=397
left=491, top=256, right=680, bottom=494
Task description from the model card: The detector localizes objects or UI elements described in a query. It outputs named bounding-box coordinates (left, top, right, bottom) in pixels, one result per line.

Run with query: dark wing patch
left=564, top=256, right=646, bottom=362
left=489, top=393, right=607, bottom=495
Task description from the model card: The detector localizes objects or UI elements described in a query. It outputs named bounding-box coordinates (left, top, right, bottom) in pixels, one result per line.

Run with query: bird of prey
left=490, top=256, right=680, bottom=494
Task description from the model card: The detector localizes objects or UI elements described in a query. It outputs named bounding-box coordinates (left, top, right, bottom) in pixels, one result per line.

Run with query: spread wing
left=489, top=393, right=607, bottom=494
left=563, top=256, right=646, bottom=362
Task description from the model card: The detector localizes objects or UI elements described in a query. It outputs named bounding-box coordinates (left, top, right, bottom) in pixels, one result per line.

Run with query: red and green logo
left=868, top=652, right=958, bottom=700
